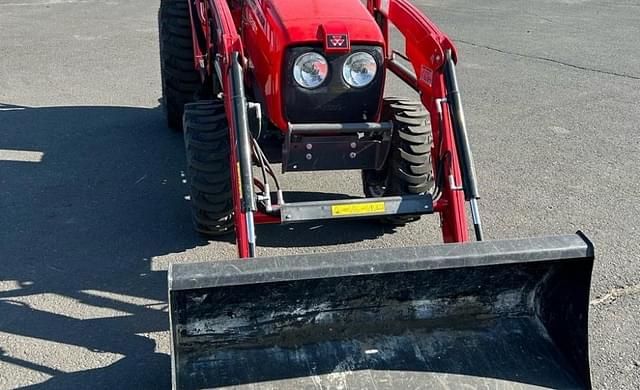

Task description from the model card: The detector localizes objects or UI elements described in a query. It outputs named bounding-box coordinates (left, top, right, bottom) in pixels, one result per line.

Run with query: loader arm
left=188, top=0, right=255, bottom=256
left=368, top=0, right=473, bottom=242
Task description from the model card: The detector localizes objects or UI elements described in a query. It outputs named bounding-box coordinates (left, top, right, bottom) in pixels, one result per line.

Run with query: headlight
left=293, top=52, right=328, bottom=89
left=342, top=52, right=377, bottom=88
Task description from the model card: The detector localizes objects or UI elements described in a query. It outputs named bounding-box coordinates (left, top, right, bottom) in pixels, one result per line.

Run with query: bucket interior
left=169, top=238, right=593, bottom=389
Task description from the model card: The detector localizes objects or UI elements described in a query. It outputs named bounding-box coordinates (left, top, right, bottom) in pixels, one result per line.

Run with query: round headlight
left=342, top=52, right=377, bottom=88
left=293, top=52, right=328, bottom=89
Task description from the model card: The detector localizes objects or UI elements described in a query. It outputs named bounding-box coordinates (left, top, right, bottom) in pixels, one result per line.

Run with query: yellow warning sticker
left=331, top=202, right=386, bottom=216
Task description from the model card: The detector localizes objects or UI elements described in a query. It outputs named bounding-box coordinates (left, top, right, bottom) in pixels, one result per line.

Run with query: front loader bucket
left=169, top=233, right=594, bottom=389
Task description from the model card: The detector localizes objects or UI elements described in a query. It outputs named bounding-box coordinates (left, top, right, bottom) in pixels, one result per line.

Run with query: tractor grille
left=283, top=45, right=384, bottom=123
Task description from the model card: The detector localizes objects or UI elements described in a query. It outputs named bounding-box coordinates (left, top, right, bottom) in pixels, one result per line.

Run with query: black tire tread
left=184, top=101, right=234, bottom=236
left=159, top=0, right=201, bottom=131
left=362, top=98, right=434, bottom=225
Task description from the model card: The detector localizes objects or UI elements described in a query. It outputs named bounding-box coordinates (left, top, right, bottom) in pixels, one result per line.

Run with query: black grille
left=283, top=45, right=384, bottom=123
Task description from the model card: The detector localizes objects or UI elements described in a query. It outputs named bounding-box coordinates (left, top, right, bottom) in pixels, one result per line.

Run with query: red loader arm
left=189, top=0, right=253, bottom=256
left=369, top=0, right=470, bottom=242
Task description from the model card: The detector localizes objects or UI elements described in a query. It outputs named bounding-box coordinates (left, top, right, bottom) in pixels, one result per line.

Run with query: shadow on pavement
left=0, top=103, right=199, bottom=388
left=0, top=103, right=394, bottom=388
left=193, top=190, right=396, bottom=248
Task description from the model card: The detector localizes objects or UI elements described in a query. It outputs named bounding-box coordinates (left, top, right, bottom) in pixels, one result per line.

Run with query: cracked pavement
left=1, top=0, right=639, bottom=388
left=454, top=39, right=640, bottom=80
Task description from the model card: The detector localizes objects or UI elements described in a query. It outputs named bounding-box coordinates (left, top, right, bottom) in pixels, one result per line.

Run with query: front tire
left=362, top=98, right=434, bottom=225
left=183, top=101, right=234, bottom=236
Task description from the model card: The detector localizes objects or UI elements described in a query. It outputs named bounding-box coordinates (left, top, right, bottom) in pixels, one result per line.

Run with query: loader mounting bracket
left=283, top=122, right=393, bottom=172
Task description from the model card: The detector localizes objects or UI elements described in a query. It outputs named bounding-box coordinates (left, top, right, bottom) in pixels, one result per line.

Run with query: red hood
left=266, top=0, right=384, bottom=46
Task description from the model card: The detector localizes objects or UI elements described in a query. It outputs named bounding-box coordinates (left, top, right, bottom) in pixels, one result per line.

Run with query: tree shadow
left=0, top=103, right=202, bottom=388
left=0, top=103, right=396, bottom=388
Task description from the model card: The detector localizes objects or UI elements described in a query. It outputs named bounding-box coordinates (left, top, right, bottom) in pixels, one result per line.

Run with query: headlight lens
left=342, top=52, right=377, bottom=88
left=293, top=52, right=328, bottom=89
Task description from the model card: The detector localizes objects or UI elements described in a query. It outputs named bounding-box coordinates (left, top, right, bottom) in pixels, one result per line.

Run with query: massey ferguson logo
left=327, top=34, right=348, bottom=48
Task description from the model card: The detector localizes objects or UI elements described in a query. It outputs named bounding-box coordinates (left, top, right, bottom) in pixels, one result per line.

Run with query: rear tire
left=183, top=101, right=234, bottom=236
left=362, top=98, right=434, bottom=225
left=159, top=0, right=201, bottom=131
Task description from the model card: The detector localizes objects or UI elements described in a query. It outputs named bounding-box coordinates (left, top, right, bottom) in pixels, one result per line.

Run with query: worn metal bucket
left=169, top=233, right=594, bottom=389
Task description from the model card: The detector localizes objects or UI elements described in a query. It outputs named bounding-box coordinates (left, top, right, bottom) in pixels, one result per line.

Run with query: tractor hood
left=267, top=0, right=384, bottom=46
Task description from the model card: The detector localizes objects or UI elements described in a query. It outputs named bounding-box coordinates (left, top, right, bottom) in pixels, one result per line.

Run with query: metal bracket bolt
left=435, top=98, right=448, bottom=114
left=448, top=174, right=463, bottom=191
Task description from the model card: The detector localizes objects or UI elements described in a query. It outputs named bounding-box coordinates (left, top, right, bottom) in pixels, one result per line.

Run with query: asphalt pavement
left=1, top=0, right=639, bottom=388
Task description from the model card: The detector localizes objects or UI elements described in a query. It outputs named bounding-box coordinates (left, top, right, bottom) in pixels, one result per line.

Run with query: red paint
left=186, top=0, right=205, bottom=74
left=253, top=212, right=281, bottom=225
left=319, top=23, right=351, bottom=55
left=370, top=0, right=467, bottom=242
left=428, top=79, right=468, bottom=243
left=241, top=0, right=385, bottom=131
left=201, top=0, right=251, bottom=257
left=189, top=0, right=471, bottom=257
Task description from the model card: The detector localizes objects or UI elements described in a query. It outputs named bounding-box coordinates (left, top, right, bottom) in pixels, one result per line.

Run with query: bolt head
left=350, top=142, right=357, bottom=149
left=349, top=152, right=357, bottom=159
left=305, top=153, right=313, bottom=160
left=305, top=143, right=313, bottom=150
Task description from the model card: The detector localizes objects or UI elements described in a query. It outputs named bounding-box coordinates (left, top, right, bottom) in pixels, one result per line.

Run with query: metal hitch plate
left=279, top=194, right=433, bottom=223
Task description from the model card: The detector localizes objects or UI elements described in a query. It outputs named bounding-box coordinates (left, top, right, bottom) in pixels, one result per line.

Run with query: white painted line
left=0, top=149, right=44, bottom=163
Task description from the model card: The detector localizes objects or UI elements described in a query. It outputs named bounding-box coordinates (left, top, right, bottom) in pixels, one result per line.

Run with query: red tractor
left=159, top=1, right=595, bottom=389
